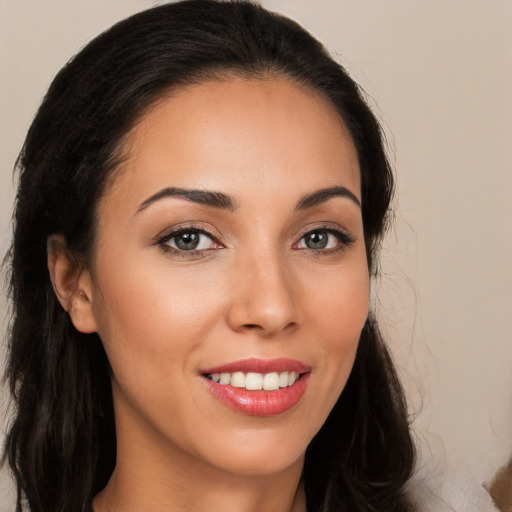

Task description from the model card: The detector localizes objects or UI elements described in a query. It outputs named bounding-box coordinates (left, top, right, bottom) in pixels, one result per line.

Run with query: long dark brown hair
left=3, top=1, right=416, bottom=511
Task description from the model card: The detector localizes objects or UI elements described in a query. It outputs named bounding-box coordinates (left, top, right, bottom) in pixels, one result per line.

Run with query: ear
left=47, top=234, right=98, bottom=334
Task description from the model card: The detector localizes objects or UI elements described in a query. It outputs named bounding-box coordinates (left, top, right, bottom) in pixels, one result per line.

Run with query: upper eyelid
left=155, top=225, right=221, bottom=245
left=294, top=223, right=354, bottom=241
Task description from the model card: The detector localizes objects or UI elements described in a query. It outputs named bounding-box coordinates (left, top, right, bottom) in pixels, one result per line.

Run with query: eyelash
left=294, top=226, right=355, bottom=255
left=155, top=226, right=221, bottom=259
left=154, top=224, right=355, bottom=259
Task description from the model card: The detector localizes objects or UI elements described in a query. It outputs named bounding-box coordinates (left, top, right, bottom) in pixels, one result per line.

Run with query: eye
left=156, top=227, right=221, bottom=255
left=295, top=228, right=354, bottom=252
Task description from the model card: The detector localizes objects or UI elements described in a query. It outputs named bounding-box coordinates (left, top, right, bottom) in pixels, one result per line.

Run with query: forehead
left=106, top=77, right=360, bottom=208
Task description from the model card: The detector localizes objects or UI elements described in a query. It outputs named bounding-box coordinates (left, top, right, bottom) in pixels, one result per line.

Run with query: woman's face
left=84, top=77, right=369, bottom=477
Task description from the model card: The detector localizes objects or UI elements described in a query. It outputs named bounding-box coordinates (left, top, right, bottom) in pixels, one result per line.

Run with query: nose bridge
left=227, top=242, right=298, bottom=336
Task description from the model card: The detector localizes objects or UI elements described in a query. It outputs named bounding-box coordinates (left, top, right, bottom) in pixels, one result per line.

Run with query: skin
left=49, top=77, right=369, bottom=512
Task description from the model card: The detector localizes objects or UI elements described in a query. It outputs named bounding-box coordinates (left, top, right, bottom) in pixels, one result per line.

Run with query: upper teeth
left=209, top=371, right=298, bottom=391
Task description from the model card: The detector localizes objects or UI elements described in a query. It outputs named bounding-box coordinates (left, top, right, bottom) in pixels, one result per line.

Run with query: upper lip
left=201, top=357, right=311, bottom=375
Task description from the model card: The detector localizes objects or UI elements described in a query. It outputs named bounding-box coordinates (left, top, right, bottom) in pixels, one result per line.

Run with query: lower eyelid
left=159, top=247, right=213, bottom=261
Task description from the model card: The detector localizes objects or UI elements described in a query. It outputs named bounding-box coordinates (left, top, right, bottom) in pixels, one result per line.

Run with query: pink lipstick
left=201, top=358, right=311, bottom=416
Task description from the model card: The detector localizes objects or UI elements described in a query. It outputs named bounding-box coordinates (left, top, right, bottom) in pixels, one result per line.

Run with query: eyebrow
left=295, top=186, right=361, bottom=210
left=136, top=187, right=238, bottom=213
left=136, top=184, right=360, bottom=215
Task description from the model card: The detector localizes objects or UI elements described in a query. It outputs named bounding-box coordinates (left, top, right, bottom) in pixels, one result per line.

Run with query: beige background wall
left=1, top=1, right=511, bottom=510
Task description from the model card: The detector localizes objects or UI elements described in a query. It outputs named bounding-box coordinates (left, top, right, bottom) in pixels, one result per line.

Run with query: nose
left=226, top=251, right=299, bottom=337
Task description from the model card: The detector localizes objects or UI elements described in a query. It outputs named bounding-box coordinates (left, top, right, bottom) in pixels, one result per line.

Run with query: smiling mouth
left=202, top=371, right=310, bottom=416
left=204, top=370, right=302, bottom=391
left=200, top=358, right=311, bottom=416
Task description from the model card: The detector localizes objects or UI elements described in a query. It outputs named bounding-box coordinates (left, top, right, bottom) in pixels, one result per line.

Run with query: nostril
left=240, top=321, right=297, bottom=334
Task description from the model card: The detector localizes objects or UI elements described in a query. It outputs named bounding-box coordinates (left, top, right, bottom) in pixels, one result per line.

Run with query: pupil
left=176, top=232, right=199, bottom=250
left=306, top=231, right=328, bottom=249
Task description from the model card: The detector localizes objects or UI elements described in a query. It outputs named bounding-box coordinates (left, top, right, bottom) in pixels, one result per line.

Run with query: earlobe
left=47, top=234, right=98, bottom=334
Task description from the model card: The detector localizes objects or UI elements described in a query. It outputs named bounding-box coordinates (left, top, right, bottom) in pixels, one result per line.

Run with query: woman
left=3, top=1, right=416, bottom=511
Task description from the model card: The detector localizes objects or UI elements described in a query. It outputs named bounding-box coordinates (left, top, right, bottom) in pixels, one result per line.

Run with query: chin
left=213, top=450, right=305, bottom=478
left=190, top=424, right=312, bottom=478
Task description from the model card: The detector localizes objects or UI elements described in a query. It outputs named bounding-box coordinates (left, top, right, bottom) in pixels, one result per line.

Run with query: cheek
left=304, top=257, right=370, bottom=401
left=307, top=255, right=370, bottom=343
left=89, top=254, right=225, bottom=380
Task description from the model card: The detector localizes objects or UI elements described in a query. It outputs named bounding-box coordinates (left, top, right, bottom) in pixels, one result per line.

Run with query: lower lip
left=203, top=373, right=310, bottom=416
